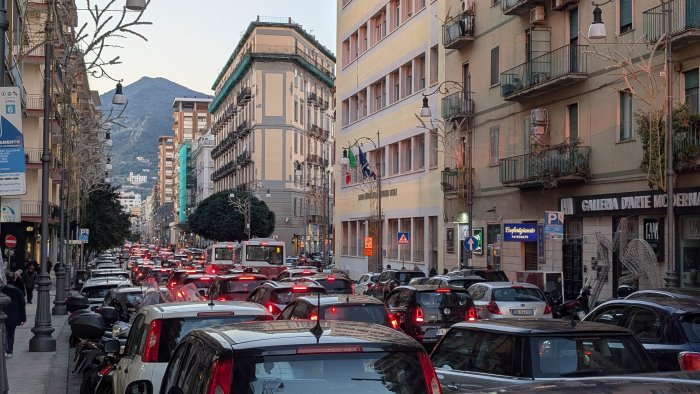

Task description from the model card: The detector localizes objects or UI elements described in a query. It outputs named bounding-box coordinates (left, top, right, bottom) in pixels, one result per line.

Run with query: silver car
left=467, top=282, right=552, bottom=319
left=354, top=273, right=380, bottom=295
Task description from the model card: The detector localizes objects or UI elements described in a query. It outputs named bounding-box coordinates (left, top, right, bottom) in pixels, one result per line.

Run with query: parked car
left=369, top=269, right=426, bottom=300
left=278, top=294, right=399, bottom=329
left=354, top=272, right=380, bottom=295
left=625, top=288, right=700, bottom=301
left=446, top=268, right=509, bottom=282
left=386, top=285, right=476, bottom=348
left=467, top=282, right=552, bottom=319
left=431, top=319, right=657, bottom=392
left=111, top=301, right=273, bottom=394
left=132, top=320, right=441, bottom=394
left=425, top=275, right=485, bottom=289
left=207, top=273, right=269, bottom=301
left=247, top=281, right=327, bottom=316
left=80, top=277, right=132, bottom=310
left=584, top=298, right=700, bottom=371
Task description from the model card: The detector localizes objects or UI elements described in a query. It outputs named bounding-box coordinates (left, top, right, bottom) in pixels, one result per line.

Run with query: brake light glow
left=389, top=313, right=399, bottom=329
left=487, top=301, right=502, bottom=315
left=296, top=346, right=363, bottom=354
left=98, top=364, right=114, bottom=377
left=302, top=271, right=312, bottom=274
left=326, top=276, right=336, bottom=281
left=418, top=351, right=442, bottom=394
left=310, top=314, right=318, bottom=321
left=267, top=304, right=282, bottom=315
left=217, top=297, right=227, bottom=302
left=141, top=319, right=162, bottom=362
left=435, top=288, right=451, bottom=293
left=414, top=306, right=425, bottom=323
left=238, top=276, right=255, bottom=280
left=679, top=352, right=700, bottom=371
left=329, top=306, right=337, bottom=313
left=206, top=357, right=233, bottom=394
left=292, top=286, right=308, bottom=292
left=544, top=304, right=552, bottom=315
left=466, top=306, right=477, bottom=321
left=199, top=277, right=212, bottom=281
left=197, top=311, right=235, bottom=317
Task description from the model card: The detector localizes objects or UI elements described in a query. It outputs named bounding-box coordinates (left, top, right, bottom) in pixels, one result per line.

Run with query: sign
left=459, top=224, right=469, bottom=240
left=0, top=87, right=26, bottom=195
left=446, top=228, right=454, bottom=253
left=78, top=228, right=90, bottom=243
left=644, top=218, right=663, bottom=261
left=473, top=228, right=483, bottom=254
left=397, top=232, right=410, bottom=245
left=561, top=187, right=700, bottom=216
left=0, top=197, right=21, bottom=222
left=504, top=223, right=538, bottom=242
left=364, top=237, right=373, bottom=256
left=544, top=211, right=564, bottom=239
left=4, top=234, right=16, bottom=248
left=537, top=223, right=545, bottom=263
left=463, top=236, right=479, bottom=251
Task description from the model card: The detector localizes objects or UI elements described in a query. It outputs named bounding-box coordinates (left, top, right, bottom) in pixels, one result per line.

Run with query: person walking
left=22, top=264, right=37, bottom=304
left=3, top=272, right=26, bottom=358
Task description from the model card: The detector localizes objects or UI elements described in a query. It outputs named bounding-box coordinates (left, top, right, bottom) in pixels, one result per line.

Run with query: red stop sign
left=4, top=235, right=17, bottom=248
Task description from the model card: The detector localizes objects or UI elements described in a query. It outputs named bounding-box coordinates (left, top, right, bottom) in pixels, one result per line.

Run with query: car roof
left=140, top=301, right=269, bottom=319
left=382, top=269, right=425, bottom=275
left=303, top=274, right=351, bottom=281
left=628, top=288, right=700, bottom=298
left=263, top=281, right=326, bottom=290
left=196, top=320, right=423, bottom=351
left=295, top=295, right=384, bottom=306
left=591, top=298, right=700, bottom=314
left=84, top=278, right=131, bottom=286
left=216, top=274, right=268, bottom=280
left=472, top=281, right=539, bottom=289
left=109, top=286, right=144, bottom=294
left=394, top=284, right=470, bottom=292
left=485, top=372, right=700, bottom=392
left=451, top=318, right=634, bottom=334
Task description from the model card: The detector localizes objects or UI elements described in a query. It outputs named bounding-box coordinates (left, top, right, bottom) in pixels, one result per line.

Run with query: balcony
left=237, top=151, right=252, bottom=167
left=553, top=0, right=579, bottom=11
left=499, top=143, right=591, bottom=188
left=21, top=200, right=60, bottom=223
left=501, top=0, right=544, bottom=15
left=237, top=87, right=252, bottom=105
left=26, top=94, right=44, bottom=114
left=643, top=0, right=700, bottom=48
left=23, top=44, right=45, bottom=64
left=307, top=92, right=319, bottom=106
left=25, top=148, right=42, bottom=166
left=237, top=120, right=251, bottom=137
left=443, top=12, right=475, bottom=49
left=441, top=168, right=469, bottom=195
left=442, top=91, right=475, bottom=121
left=500, top=44, right=588, bottom=101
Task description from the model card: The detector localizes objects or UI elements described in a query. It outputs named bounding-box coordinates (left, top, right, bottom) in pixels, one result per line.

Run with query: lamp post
left=587, top=0, right=678, bottom=287
left=340, top=131, right=382, bottom=272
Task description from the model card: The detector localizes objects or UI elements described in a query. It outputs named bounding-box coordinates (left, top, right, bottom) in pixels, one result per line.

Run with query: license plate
left=510, top=309, right=534, bottom=316
left=436, top=328, right=448, bottom=336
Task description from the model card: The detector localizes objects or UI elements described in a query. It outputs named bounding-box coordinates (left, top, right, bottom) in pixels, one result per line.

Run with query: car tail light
left=414, top=306, right=425, bottom=323
left=291, top=286, right=308, bottom=292
left=98, top=363, right=114, bottom=377
left=486, top=301, right=501, bottom=315
left=267, top=304, right=282, bottom=315
left=679, top=352, right=700, bottom=371
left=327, top=276, right=336, bottom=281
left=389, top=313, right=399, bottom=329
left=206, top=356, right=233, bottom=394
left=142, top=319, right=162, bottom=362
left=466, top=306, right=477, bottom=321
left=544, top=304, right=552, bottom=315
left=310, top=314, right=318, bottom=321
left=435, top=288, right=451, bottom=293
left=418, top=351, right=442, bottom=394
left=217, top=296, right=228, bottom=302
left=238, top=276, right=255, bottom=280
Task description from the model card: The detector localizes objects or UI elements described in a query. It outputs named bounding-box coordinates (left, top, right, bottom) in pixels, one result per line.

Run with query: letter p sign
left=545, top=211, right=564, bottom=226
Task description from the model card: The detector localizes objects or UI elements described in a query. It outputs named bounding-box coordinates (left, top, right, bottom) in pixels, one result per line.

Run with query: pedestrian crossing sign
left=398, top=232, right=410, bottom=245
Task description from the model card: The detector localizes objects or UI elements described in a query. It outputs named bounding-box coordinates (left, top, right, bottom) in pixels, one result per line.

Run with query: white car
left=80, top=277, right=132, bottom=309
left=112, top=301, right=273, bottom=394
left=467, top=282, right=552, bottom=319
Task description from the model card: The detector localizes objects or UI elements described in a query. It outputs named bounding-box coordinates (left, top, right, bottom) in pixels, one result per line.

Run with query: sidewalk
left=6, top=285, right=73, bottom=394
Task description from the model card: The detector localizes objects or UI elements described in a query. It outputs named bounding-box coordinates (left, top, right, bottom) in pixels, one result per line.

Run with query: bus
left=204, top=242, right=239, bottom=274
left=233, top=238, right=286, bottom=278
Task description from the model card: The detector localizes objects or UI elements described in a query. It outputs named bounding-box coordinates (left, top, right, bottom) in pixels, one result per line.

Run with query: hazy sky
left=81, top=0, right=337, bottom=95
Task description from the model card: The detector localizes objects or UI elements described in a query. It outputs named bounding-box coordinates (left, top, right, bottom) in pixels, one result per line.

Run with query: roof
left=109, top=286, right=145, bottom=294
left=264, top=281, right=326, bottom=290
left=473, top=281, right=540, bottom=288
left=295, top=295, right=384, bottom=306
left=395, top=285, right=470, bottom=292
left=171, top=97, right=213, bottom=108
left=83, top=278, right=131, bottom=286
left=488, top=372, right=700, bottom=393
left=451, top=319, right=634, bottom=335
left=144, top=301, right=269, bottom=317
left=592, top=298, right=700, bottom=314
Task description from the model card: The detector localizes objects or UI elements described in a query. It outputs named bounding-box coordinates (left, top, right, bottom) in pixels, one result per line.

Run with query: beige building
left=210, top=16, right=335, bottom=251
left=157, top=136, right=174, bottom=204
left=335, top=0, right=443, bottom=279
left=439, top=0, right=700, bottom=298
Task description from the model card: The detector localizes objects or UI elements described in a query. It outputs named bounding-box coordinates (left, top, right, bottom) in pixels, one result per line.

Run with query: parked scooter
left=546, top=286, right=590, bottom=320
left=89, top=338, right=121, bottom=394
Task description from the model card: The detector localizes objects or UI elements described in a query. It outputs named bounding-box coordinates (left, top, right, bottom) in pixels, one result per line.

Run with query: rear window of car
left=418, top=291, right=471, bottom=308
left=82, top=285, right=121, bottom=299
left=224, top=279, right=266, bottom=293
left=232, top=352, right=429, bottom=393
left=321, top=305, right=389, bottom=326
left=273, top=288, right=326, bottom=304
left=316, top=278, right=352, bottom=293
left=681, top=313, right=700, bottom=343
left=183, top=278, right=214, bottom=289
left=447, top=279, right=483, bottom=288
left=492, top=287, right=544, bottom=302
left=124, top=293, right=144, bottom=305
left=398, top=272, right=425, bottom=284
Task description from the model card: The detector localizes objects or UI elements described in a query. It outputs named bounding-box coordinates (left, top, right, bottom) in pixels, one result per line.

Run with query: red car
left=208, top=274, right=270, bottom=301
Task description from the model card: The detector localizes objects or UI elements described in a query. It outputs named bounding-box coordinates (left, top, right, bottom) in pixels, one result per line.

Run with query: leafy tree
left=188, top=190, right=275, bottom=241
left=83, top=183, right=131, bottom=253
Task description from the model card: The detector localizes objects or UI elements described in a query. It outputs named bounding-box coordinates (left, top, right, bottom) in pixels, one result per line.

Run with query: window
left=620, top=0, right=632, bottom=34
left=415, top=134, right=425, bottom=169
left=342, top=39, right=350, bottom=67
left=390, top=143, right=399, bottom=175
left=429, top=130, right=438, bottom=167
left=685, top=69, right=699, bottom=115
left=625, top=307, right=662, bottom=342
left=388, top=219, right=399, bottom=259
left=431, top=329, right=518, bottom=376
left=403, top=62, right=413, bottom=97
left=416, top=54, right=426, bottom=90
left=567, top=103, right=579, bottom=140
left=489, top=126, right=499, bottom=165
left=294, top=98, right=298, bottom=122
left=490, top=47, right=500, bottom=86
left=620, top=90, right=634, bottom=141
left=401, top=139, right=412, bottom=172
left=372, top=79, right=386, bottom=112
left=392, top=0, right=400, bottom=29
left=413, top=217, right=424, bottom=262
left=389, top=70, right=400, bottom=104
left=429, top=45, right=439, bottom=85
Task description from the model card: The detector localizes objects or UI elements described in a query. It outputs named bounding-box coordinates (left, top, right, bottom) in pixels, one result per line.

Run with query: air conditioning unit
left=530, top=6, right=546, bottom=24
left=531, top=125, right=548, bottom=135
left=462, top=0, right=475, bottom=13
left=531, top=108, right=548, bottom=124
left=553, top=0, right=567, bottom=10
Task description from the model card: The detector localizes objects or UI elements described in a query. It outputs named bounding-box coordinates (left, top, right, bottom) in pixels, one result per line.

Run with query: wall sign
left=446, top=228, right=454, bottom=254
left=473, top=227, right=483, bottom=255
left=643, top=218, right=663, bottom=261
left=561, top=187, right=700, bottom=216
left=504, top=223, right=538, bottom=242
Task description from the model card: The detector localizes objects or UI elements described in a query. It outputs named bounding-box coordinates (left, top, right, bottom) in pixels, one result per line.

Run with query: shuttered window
left=490, top=46, right=499, bottom=86
left=620, top=91, right=634, bottom=141
left=685, top=69, right=699, bottom=115
left=620, top=0, right=632, bottom=33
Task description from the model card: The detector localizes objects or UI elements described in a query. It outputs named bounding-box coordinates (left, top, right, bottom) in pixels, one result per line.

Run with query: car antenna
left=310, top=292, right=323, bottom=343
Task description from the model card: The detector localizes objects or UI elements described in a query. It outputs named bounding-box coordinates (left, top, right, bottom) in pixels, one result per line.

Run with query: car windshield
left=397, top=272, right=425, bottom=284
left=531, top=336, right=655, bottom=377
left=418, top=291, right=470, bottom=308
left=681, top=314, right=700, bottom=343
left=447, top=279, right=482, bottom=288
left=82, top=285, right=120, bottom=299
left=492, top=287, right=544, bottom=302
left=224, top=280, right=267, bottom=293
left=321, top=305, right=389, bottom=326
left=273, top=288, right=325, bottom=304
left=233, top=352, right=429, bottom=394
left=317, top=278, right=353, bottom=294
left=124, top=293, right=144, bottom=305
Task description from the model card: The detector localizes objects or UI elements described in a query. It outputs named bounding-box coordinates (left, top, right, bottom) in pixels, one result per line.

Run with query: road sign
left=544, top=211, right=564, bottom=239
left=473, top=228, right=483, bottom=255
left=4, top=234, right=16, bottom=248
left=463, top=236, right=479, bottom=251
left=0, top=87, right=26, bottom=195
left=0, top=197, right=21, bottom=222
left=364, top=237, right=373, bottom=256
left=397, top=232, right=410, bottom=245
left=78, top=228, right=90, bottom=243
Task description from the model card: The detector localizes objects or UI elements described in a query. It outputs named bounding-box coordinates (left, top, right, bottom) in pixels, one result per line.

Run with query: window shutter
left=490, top=47, right=499, bottom=86
left=620, top=0, right=632, bottom=28
left=569, top=8, right=578, bottom=40
left=685, top=69, right=699, bottom=90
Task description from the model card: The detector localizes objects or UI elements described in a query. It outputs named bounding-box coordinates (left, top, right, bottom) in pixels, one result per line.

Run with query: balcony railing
left=441, top=169, right=468, bottom=194
left=643, top=0, right=700, bottom=46
left=500, top=143, right=591, bottom=188
left=502, top=0, right=543, bottom=15
left=22, top=200, right=60, bottom=219
left=237, top=86, right=252, bottom=105
left=25, top=148, right=42, bottom=164
left=443, top=12, right=475, bottom=49
left=26, top=94, right=44, bottom=111
left=500, top=44, right=588, bottom=101
left=442, top=91, right=475, bottom=120
left=652, top=120, right=700, bottom=173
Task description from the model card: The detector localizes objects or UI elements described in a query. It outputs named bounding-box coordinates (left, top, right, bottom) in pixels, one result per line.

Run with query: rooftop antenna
left=310, top=292, right=323, bottom=342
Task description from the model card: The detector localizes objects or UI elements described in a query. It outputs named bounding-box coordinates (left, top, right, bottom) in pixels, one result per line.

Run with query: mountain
left=99, top=77, right=211, bottom=199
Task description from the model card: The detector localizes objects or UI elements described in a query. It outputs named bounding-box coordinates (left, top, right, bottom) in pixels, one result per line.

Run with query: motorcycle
left=546, top=287, right=590, bottom=321
left=90, top=339, right=121, bottom=394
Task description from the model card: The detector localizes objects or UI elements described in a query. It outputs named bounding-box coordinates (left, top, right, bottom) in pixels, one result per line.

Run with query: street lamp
left=587, top=0, right=678, bottom=287
left=340, top=131, right=382, bottom=272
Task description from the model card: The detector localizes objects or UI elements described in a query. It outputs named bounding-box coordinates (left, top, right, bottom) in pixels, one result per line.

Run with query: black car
left=370, top=269, right=426, bottom=300
left=207, top=273, right=269, bottom=302
left=282, top=273, right=354, bottom=294
left=247, top=281, right=327, bottom=316
left=585, top=298, right=700, bottom=371
left=425, top=275, right=485, bottom=289
left=131, top=320, right=441, bottom=394
left=445, top=268, right=509, bottom=282
left=626, top=288, right=700, bottom=301
left=278, top=294, right=398, bottom=329
left=431, top=319, right=657, bottom=392
left=102, top=286, right=145, bottom=321
left=385, top=285, right=476, bottom=348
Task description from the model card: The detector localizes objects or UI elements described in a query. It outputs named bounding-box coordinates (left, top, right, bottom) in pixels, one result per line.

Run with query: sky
left=80, top=0, right=338, bottom=96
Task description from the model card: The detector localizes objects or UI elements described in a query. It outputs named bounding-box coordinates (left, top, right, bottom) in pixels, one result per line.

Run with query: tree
left=83, top=183, right=131, bottom=252
left=188, top=190, right=275, bottom=242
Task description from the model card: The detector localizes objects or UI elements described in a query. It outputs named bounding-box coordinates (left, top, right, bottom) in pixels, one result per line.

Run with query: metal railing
left=441, top=169, right=468, bottom=192
left=25, top=148, right=42, bottom=163
left=26, top=94, right=44, bottom=110
left=500, top=144, right=591, bottom=185
left=502, top=0, right=541, bottom=14
left=500, top=44, right=588, bottom=97
left=643, top=0, right=700, bottom=43
left=441, top=91, right=475, bottom=119
left=443, top=12, right=475, bottom=48
left=22, top=201, right=60, bottom=218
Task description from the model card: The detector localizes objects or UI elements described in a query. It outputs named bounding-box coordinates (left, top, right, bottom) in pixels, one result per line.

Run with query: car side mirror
left=126, top=380, right=153, bottom=394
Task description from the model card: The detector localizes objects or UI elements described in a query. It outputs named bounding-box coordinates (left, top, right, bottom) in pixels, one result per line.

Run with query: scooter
left=547, top=287, right=589, bottom=320
left=92, top=338, right=121, bottom=394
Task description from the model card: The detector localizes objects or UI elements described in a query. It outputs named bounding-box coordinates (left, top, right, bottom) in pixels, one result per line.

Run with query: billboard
left=0, top=87, right=25, bottom=195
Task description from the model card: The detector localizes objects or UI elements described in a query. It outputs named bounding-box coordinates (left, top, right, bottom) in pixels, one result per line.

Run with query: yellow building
left=210, top=16, right=336, bottom=251
left=335, top=0, right=443, bottom=278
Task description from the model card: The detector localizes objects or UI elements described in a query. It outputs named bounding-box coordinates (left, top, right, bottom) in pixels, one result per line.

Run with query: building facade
left=210, top=16, right=336, bottom=252
left=118, top=191, right=143, bottom=212
left=157, top=136, right=175, bottom=204
left=191, top=133, right=215, bottom=205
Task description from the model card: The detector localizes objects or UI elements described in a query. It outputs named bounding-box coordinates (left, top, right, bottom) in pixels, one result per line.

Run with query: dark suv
left=278, top=295, right=398, bottom=329
left=281, top=273, right=354, bottom=294
left=386, top=285, right=476, bottom=348
left=370, top=269, right=426, bottom=300
left=247, top=281, right=327, bottom=316
left=446, top=268, right=509, bottom=282
left=132, top=320, right=441, bottom=394
left=207, top=273, right=269, bottom=302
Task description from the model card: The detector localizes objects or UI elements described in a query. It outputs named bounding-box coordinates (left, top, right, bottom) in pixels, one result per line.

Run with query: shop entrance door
left=562, top=239, right=583, bottom=301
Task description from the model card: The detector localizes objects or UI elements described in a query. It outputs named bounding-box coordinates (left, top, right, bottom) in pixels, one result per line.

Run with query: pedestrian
left=22, top=265, right=37, bottom=304
left=46, top=259, right=53, bottom=274
left=429, top=268, right=437, bottom=277
left=3, top=271, right=27, bottom=358
left=443, top=268, right=448, bottom=275
left=386, top=264, right=392, bottom=270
